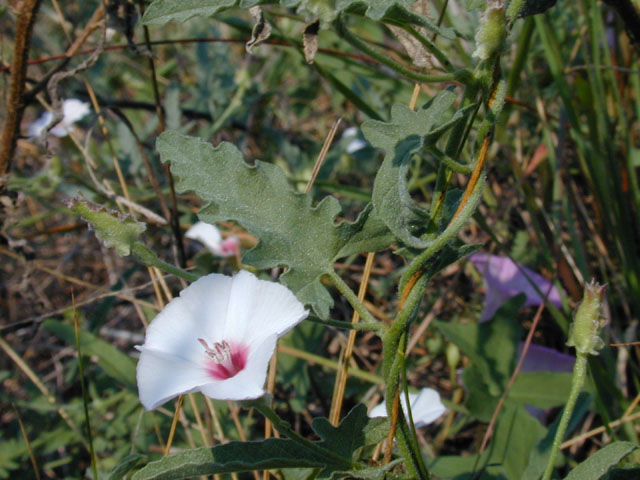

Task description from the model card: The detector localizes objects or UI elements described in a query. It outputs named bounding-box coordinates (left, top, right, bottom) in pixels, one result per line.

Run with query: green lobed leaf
left=43, top=319, right=137, bottom=390
left=312, top=404, right=372, bottom=459
left=108, top=454, right=147, bottom=480
left=67, top=196, right=146, bottom=257
left=143, top=0, right=238, bottom=24
left=131, top=439, right=330, bottom=480
left=133, top=405, right=381, bottom=480
left=336, top=0, right=416, bottom=20
left=564, top=442, right=639, bottom=480
left=156, top=131, right=392, bottom=318
left=143, top=0, right=454, bottom=38
left=362, top=89, right=473, bottom=249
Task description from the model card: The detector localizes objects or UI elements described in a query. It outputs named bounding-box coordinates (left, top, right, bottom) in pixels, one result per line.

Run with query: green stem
left=308, top=315, right=384, bottom=332
left=249, top=399, right=353, bottom=468
left=506, top=16, right=534, bottom=99
left=384, top=334, right=430, bottom=479
left=429, top=84, right=481, bottom=224
left=430, top=147, right=473, bottom=174
left=326, top=270, right=378, bottom=325
left=335, top=17, right=473, bottom=86
left=402, top=175, right=485, bottom=289
left=73, top=317, right=98, bottom=480
left=383, top=275, right=429, bottom=377
left=132, top=242, right=198, bottom=282
left=541, top=354, right=588, bottom=480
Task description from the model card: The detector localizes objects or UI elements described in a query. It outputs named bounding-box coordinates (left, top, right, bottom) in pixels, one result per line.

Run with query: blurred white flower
left=470, top=253, right=564, bottom=322
left=185, top=221, right=240, bottom=257
left=342, top=126, right=368, bottom=154
left=28, top=99, right=91, bottom=138
left=369, top=388, right=446, bottom=427
left=136, top=270, right=308, bottom=410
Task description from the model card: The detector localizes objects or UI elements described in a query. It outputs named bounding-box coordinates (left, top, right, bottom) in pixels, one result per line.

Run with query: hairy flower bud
left=566, top=280, right=607, bottom=355
left=473, top=1, right=507, bottom=60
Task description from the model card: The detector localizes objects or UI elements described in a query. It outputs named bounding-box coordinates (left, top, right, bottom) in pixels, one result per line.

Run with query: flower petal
left=62, top=99, right=91, bottom=125
left=28, top=99, right=90, bottom=139
left=141, top=274, right=234, bottom=365
left=199, top=334, right=278, bottom=401
left=410, top=388, right=447, bottom=427
left=470, top=253, right=564, bottom=322
left=224, top=270, right=309, bottom=345
left=185, top=222, right=225, bottom=255
left=28, top=111, right=53, bottom=138
left=519, top=343, right=575, bottom=373
left=136, top=271, right=308, bottom=409
left=136, top=347, right=212, bottom=411
left=368, top=388, right=446, bottom=427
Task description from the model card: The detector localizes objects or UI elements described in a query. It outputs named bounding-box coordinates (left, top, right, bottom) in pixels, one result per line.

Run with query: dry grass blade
left=13, top=404, right=41, bottom=480
left=329, top=251, right=376, bottom=426
left=164, top=395, right=185, bottom=456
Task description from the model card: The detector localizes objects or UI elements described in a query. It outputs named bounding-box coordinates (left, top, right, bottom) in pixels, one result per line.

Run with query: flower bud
left=566, top=280, right=607, bottom=355
left=472, top=1, right=507, bottom=61
left=446, top=343, right=461, bottom=372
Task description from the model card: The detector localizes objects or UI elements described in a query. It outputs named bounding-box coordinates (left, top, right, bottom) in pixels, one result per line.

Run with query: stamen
left=198, top=338, right=231, bottom=364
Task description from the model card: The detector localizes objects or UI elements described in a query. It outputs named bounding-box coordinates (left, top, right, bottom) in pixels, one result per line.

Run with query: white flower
left=342, top=126, right=368, bottom=154
left=369, top=388, right=446, bottom=428
left=185, top=222, right=240, bottom=257
left=136, top=270, right=308, bottom=410
left=28, top=99, right=91, bottom=138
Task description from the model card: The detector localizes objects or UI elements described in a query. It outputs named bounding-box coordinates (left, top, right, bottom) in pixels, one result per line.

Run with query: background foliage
left=1, top=0, right=640, bottom=478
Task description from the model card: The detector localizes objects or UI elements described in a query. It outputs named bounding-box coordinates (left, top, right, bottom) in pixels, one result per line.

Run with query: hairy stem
left=541, top=354, right=588, bottom=480
left=326, top=270, right=378, bottom=324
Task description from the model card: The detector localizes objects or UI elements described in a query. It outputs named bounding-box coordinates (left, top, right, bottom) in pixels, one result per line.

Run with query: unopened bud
left=473, top=1, right=507, bottom=61
left=446, top=343, right=460, bottom=371
left=567, top=280, right=607, bottom=355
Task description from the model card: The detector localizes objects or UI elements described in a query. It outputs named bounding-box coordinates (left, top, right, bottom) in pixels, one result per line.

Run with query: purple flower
left=519, top=343, right=575, bottom=373
left=470, top=253, right=564, bottom=322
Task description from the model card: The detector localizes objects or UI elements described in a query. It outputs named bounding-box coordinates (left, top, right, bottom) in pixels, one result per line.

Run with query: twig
left=0, top=38, right=380, bottom=74
left=0, top=0, right=42, bottom=187
left=136, top=0, right=187, bottom=268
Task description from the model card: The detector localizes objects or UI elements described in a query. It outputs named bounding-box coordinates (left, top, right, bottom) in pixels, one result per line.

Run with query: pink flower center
left=198, top=338, right=248, bottom=380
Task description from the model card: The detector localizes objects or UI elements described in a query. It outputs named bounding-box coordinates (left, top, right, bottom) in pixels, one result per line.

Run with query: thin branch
left=0, top=0, right=42, bottom=187
left=0, top=38, right=380, bottom=74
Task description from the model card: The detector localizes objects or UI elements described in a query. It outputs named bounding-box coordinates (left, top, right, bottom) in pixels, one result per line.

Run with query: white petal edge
left=368, top=388, right=446, bottom=428
left=136, top=347, right=213, bottom=411
left=410, top=388, right=447, bottom=427
left=185, top=222, right=224, bottom=255
left=62, top=99, right=91, bottom=124
left=223, top=271, right=309, bottom=346
left=140, top=273, right=234, bottom=365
